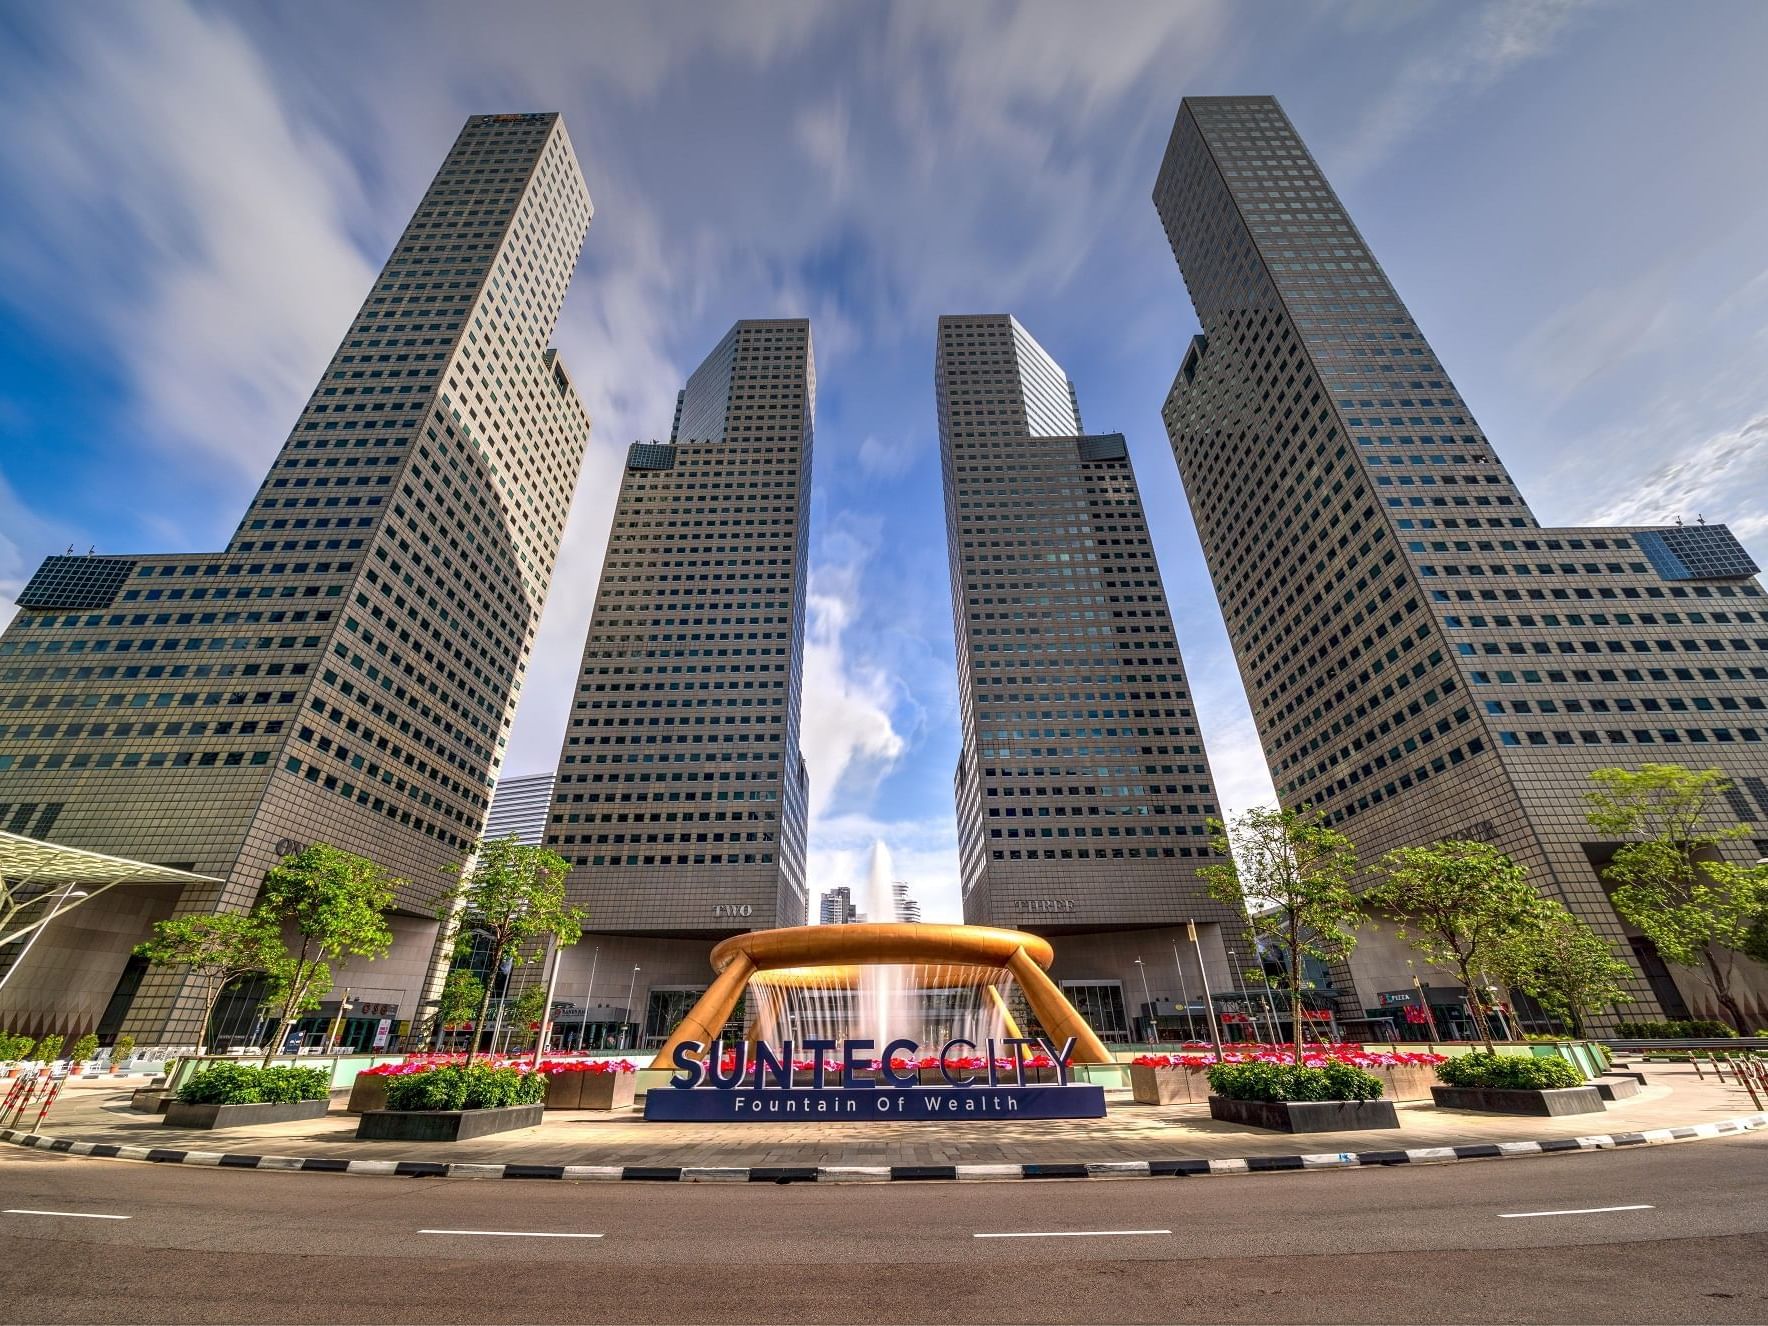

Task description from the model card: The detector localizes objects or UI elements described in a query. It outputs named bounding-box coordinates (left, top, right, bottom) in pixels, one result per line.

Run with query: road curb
left=4, top=1112, right=1765, bottom=1182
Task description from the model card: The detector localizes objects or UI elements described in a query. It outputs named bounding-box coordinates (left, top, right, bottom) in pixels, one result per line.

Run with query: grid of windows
left=1154, top=95, right=1768, bottom=1027
left=546, top=320, right=814, bottom=935
left=0, top=112, right=595, bottom=1042
left=937, top=313, right=1237, bottom=938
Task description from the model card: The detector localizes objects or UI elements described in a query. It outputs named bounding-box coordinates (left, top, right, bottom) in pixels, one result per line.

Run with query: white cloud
left=809, top=811, right=962, bottom=924
left=800, top=529, right=909, bottom=822
left=1335, top=0, right=1599, bottom=176
left=1582, top=411, right=1768, bottom=549
left=856, top=433, right=921, bottom=479
left=0, top=3, right=374, bottom=477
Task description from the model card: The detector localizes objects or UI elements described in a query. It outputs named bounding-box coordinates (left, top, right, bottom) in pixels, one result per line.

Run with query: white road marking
left=418, top=1228, right=603, bottom=1239
left=974, top=1228, right=1172, bottom=1239
left=1499, top=1204, right=1655, bottom=1219
left=4, top=1208, right=130, bottom=1220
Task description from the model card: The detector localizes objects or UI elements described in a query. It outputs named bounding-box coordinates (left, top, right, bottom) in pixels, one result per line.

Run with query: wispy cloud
left=0, top=3, right=374, bottom=477
left=1583, top=411, right=1768, bottom=546
left=1335, top=0, right=1599, bottom=176
left=801, top=515, right=909, bottom=821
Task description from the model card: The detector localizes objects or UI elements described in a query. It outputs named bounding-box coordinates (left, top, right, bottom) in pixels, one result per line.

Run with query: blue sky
left=4, top=1, right=1768, bottom=920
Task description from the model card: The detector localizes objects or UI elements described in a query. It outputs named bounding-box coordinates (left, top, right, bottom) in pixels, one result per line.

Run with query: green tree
left=508, top=981, right=551, bottom=1050
left=433, top=969, right=485, bottom=1049
left=1587, top=764, right=1767, bottom=1034
left=1365, top=840, right=1544, bottom=1052
left=134, top=912, right=287, bottom=1052
left=435, top=836, right=581, bottom=1064
left=255, top=844, right=398, bottom=1064
left=1487, top=902, right=1634, bottom=1037
left=69, top=1033, right=99, bottom=1065
left=1200, top=805, right=1361, bottom=1060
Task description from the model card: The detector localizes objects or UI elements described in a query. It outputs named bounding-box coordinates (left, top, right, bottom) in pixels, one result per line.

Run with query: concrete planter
left=543, top=1071, right=583, bottom=1110
left=163, top=1098, right=330, bottom=1129
left=1430, top=1085, right=1605, bottom=1116
left=1595, top=1076, right=1640, bottom=1102
left=1374, top=1063, right=1440, bottom=1101
left=129, top=1088, right=175, bottom=1113
left=1130, top=1064, right=1203, bottom=1105
left=1208, top=1095, right=1400, bottom=1133
left=346, top=1075, right=390, bottom=1114
left=355, top=1103, right=543, bottom=1142
left=577, top=1072, right=637, bottom=1111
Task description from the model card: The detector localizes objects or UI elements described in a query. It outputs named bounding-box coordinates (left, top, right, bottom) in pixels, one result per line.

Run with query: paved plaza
left=12, top=1062, right=1762, bottom=1171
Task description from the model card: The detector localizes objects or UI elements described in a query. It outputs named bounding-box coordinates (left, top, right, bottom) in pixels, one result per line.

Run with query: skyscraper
left=818, top=886, right=857, bottom=925
left=543, top=319, right=813, bottom=1049
left=1156, top=95, right=1768, bottom=1029
left=937, top=313, right=1240, bottom=1043
left=483, top=772, right=556, bottom=847
left=0, top=112, right=595, bottom=1043
left=891, top=880, right=923, bottom=924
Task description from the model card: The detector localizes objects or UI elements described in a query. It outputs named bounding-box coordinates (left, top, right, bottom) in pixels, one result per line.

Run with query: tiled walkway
left=14, top=1063, right=1762, bottom=1169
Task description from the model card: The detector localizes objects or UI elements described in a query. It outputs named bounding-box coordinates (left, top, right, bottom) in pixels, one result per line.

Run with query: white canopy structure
left=0, top=830, right=218, bottom=951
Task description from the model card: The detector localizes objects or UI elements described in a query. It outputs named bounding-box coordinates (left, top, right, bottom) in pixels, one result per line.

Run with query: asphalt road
left=2, top=1137, right=1765, bottom=1324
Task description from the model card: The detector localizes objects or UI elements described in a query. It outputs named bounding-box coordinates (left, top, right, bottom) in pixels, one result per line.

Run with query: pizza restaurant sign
left=643, top=1036, right=1107, bottom=1122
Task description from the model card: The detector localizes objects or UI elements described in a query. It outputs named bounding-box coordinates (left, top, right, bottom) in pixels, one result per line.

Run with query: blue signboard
left=644, top=1083, right=1106, bottom=1122
left=643, top=1035, right=1107, bottom=1122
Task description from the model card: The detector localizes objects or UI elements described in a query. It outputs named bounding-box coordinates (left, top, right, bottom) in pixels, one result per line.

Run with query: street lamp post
left=1170, top=942, right=1195, bottom=1041
left=1188, top=919, right=1225, bottom=1059
left=530, top=935, right=565, bottom=1070
left=1133, top=957, right=1156, bottom=1044
left=326, top=989, right=354, bottom=1052
left=576, top=945, right=599, bottom=1053
left=621, top=966, right=641, bottom=1051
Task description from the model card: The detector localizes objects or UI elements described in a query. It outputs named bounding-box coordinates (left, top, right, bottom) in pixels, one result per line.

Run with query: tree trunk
left=200, top=979, right=223, bottom=1057
left=466, top=942, right=502, bottom=1066
left=1289, top=916, right=1305, bottom=1062
left=1702, top=947, right=1750, bottom=1034
left=1460, top=957, right=1496, bottom=1053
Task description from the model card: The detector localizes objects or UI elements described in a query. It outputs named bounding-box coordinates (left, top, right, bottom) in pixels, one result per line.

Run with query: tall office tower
left=0, top=113, right=595, bottom=1043
left=819, top=886, right=857, bottom=926
left=544, top=319, right=813, bottom=1050
left=483, top=772, right=556, bottom=847
left=937, top=314, right=1241, bottom=1044
left=1156, top=95, right=1768, bottom=1030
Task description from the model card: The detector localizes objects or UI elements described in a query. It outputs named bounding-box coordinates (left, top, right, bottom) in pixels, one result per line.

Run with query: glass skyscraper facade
left=541, top=319, right=814, bottom=1047
left=0, top=113, right=595, bottom=1042
left=938, top=313, right=1240, bottom=1041
left=1157, top=95, right=1768, bottom=1028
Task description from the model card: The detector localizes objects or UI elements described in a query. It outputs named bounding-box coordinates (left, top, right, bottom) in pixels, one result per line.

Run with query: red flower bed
left=1132, top=1042, right=1446, bottom=1071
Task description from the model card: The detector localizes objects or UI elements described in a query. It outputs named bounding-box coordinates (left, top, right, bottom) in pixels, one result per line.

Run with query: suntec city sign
left=643, top=1035, right=1107, bottom=1122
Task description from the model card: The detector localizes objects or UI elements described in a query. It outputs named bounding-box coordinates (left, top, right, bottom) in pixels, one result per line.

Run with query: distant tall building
left=0, top=113, right=595, bottom=1043
left=818, top=886, right=857, bottom=926
left=544, top=319, right=814, bottom=1048
left=937, top=313, right=1240, bottom=1043
left=1156, top=95, right=1768, bottom=1029
left=483, top=772, right=555, bottom=847
left=891, top=881, right=922, bottom=924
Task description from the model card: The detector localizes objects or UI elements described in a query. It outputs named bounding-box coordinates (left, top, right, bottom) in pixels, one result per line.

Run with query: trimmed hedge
left=382, top=1063, right=546, bottom=1112
left=1615, top=1019, right=1736, bottom=1039
left=1205, top=1060, right=1384, bottom=1103
left=177, top=1063, right=331, bottom=1105
left=1434, top=1053, right=1582, bottom=1090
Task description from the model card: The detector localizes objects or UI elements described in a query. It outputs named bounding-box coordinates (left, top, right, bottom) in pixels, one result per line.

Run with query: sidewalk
left=8, top=1062, right=1764, bottom=1170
